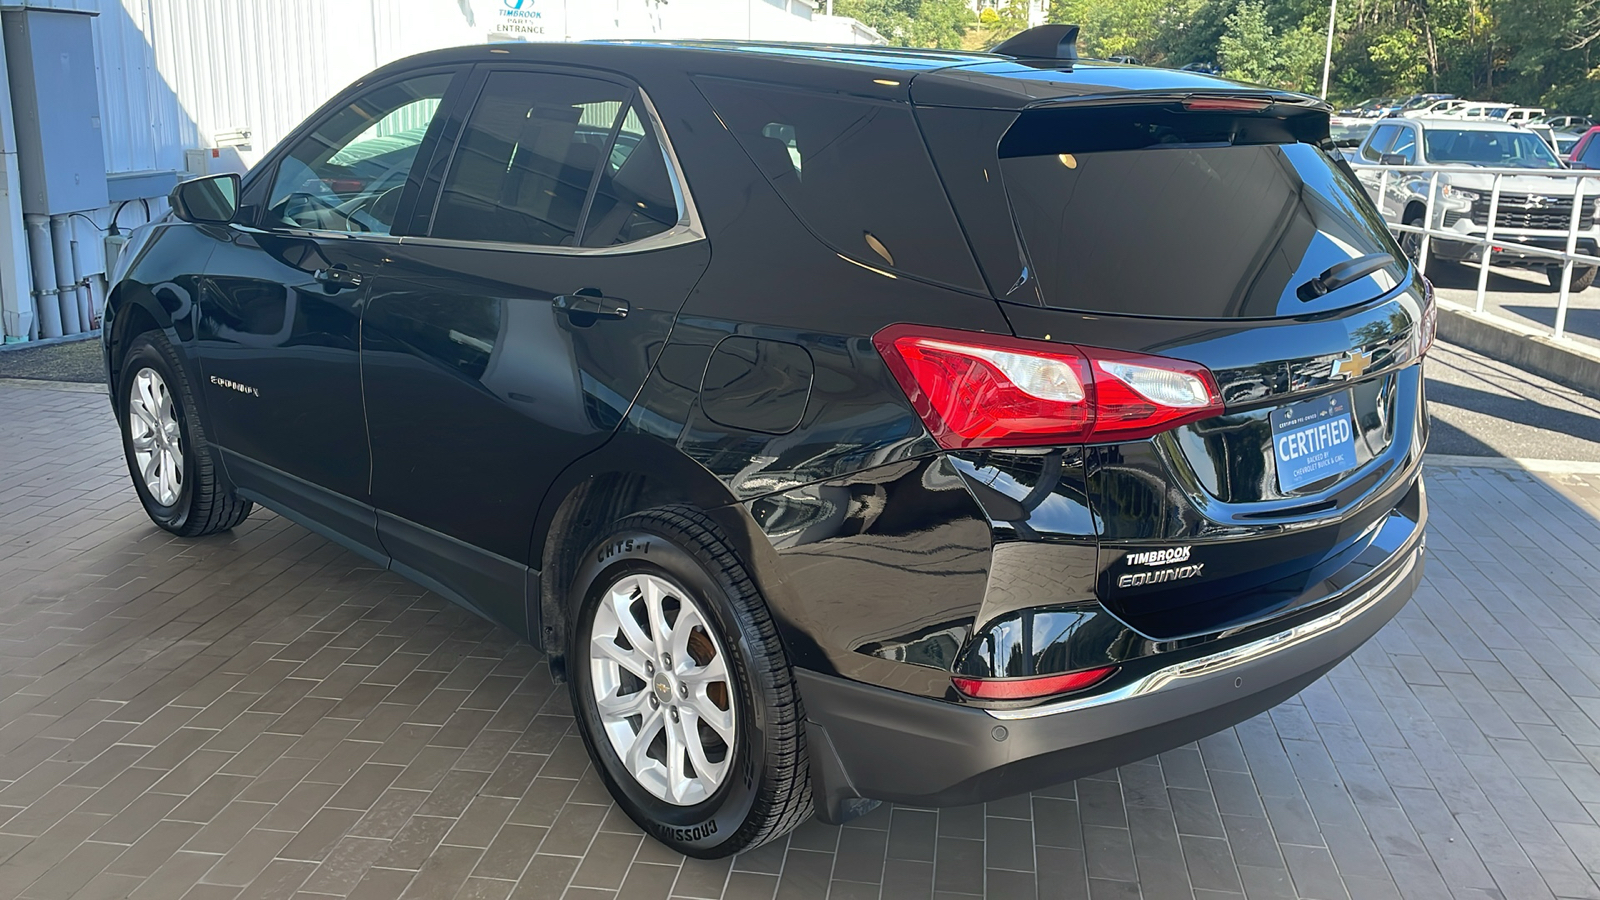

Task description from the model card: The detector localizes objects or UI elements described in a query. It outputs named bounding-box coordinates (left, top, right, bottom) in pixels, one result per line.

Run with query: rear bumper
left=799, top=521, right=1424, bottom=821
left=1434, top=231, right=1599, bottom=265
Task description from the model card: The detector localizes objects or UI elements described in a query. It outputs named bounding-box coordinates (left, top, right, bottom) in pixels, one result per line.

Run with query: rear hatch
left=919, top=92, right=1430, bottom=639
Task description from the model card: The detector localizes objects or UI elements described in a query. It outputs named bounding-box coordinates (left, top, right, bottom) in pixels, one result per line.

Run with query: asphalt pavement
left=1428, top=257, right=1600, bottom=352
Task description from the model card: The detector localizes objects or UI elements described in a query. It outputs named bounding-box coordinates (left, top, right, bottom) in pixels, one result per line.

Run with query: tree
left=835, top=0, right=975, bottom=48
left=1217, top=0, right=1323, bottom=90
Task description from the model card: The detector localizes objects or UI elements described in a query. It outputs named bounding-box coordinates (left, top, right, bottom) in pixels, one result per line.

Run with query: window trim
left=408, top=64, right=703, bottom=257
left=237, top=64, right=470, bottom=244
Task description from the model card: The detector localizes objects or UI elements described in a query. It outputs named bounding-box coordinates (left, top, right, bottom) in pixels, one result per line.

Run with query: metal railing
left=1357, top=162, right=1600, bottom=340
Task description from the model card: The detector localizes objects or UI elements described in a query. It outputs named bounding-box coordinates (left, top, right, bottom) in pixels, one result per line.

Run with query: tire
left=1545, top=265, right=1597, bottom=291
left=567, top=506, right=811, bottom=857
left=1399, top=212, right=1425, bottom=263
left=117, top=331, right=253, bottom=536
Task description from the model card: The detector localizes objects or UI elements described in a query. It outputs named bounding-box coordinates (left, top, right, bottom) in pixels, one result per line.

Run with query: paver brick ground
left=3, top=382, right=1600, bottom=900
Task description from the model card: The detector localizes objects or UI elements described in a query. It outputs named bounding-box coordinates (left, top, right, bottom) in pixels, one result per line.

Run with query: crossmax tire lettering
left=567, top=506, right=812, bottom=858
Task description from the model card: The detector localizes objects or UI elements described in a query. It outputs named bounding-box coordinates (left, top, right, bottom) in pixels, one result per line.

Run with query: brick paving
left=2, top=381, right=1600, bottom=900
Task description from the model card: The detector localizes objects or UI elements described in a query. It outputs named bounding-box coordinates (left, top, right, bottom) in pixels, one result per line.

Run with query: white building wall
left=1, top=0, right=882, bottom=340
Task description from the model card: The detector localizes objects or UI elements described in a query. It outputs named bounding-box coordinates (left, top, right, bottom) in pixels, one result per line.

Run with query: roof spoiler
left=992, top=24, right=1080, bottom=62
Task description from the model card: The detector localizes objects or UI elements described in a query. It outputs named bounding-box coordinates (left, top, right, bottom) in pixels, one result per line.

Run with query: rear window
left=694, top=77, right=983, bottom=292
left=998, top=106, right=1406, bottom=318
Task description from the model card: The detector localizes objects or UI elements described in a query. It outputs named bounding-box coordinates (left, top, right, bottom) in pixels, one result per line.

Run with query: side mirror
left=1380, top=153, right=1409, bottom=166
left=170, top=173, right=240, bottom=225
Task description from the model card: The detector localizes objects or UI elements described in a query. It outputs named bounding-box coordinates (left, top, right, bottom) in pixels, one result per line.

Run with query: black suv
left=104, top=26, right=1431, bottom=858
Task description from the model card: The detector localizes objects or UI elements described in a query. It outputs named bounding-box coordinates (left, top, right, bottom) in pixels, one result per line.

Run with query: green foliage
left=841, top=0, right=1600, bottom=116
left=835, top=0, right=976, bottom=48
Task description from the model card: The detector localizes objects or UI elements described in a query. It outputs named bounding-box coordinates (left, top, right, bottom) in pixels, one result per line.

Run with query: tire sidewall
left=567, top=528, right=767, bottom=857
left=118, top=335, right=197, bottom=531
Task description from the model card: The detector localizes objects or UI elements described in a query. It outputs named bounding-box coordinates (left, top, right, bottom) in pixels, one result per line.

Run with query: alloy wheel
left=128, top=368, right=184, bottom=507
left=588, top=572, right=736, bottom=806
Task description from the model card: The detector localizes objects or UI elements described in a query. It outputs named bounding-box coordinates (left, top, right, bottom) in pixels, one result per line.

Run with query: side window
left=266, top=72, right=453, bottom=235
left=694, top=77, right=983, bottom=291
left=1388, top=127, right=1417, bottom=164
left=429, top=71, right=630, bottom=247
left=1362, top=124, right=1398, bottom=162
left=580, top=103, right=682, bottom=247
left=1581, top=136, right=1600, bottom=168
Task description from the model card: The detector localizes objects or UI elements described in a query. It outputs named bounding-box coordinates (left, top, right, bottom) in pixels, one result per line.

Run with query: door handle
left=313, top=267, right=363, bottom=290
left=554, top=289, right=629, bottom=320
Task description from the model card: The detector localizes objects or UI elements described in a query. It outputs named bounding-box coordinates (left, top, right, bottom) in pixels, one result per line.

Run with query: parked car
left=1390, top=93, right=1455, bottom=116
left=1449, top=102, right=1513, bottom=120
left=1568, top=124, right=1600, bottom=168
left=1351, top=117, right=1597, bottom=290
left=104, top=30, right=1432, bottom=857
left=1505, top=106, right=1547, bottom=124
left=1534, top=114, right=1594, bottom=131
left=1555, top=130, right=1584, bottom=157
left=1339, top=97, right=1391, bottom=117
left=1330, top=117, right=1375, bottom=159
left=1400, top=98, right=1466, bottom=118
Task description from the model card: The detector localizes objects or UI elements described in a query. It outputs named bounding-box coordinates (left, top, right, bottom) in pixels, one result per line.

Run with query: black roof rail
left=991, top=24, right=1080, bottom=61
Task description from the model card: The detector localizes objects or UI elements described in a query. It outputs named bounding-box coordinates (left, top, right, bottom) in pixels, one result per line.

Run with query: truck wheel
left=1545, top=265, right=1597, bottom=291
left=117, top=331, right=253, bottom=536
left=567, top=506, right=812, bottom=858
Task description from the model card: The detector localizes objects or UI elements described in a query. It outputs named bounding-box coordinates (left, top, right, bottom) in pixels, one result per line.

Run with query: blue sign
left=1271, top=392, right=1358, bottom=492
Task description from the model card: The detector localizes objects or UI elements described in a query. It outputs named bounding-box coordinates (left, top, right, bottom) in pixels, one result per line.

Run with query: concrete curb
left=1424, top=454, right=1600, bottom=474
left=1436, top=298, right=1600, bottom=398
left=0, top=378, right=106, bottom=393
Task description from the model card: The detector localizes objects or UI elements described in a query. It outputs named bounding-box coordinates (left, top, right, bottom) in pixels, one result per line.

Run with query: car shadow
left=1502, top=305, right=1600, bottom=342
left=1425, top=378, right=1600, bottom=443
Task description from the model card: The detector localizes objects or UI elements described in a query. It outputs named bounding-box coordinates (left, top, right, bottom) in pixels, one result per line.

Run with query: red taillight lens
left=952, top=666, right=1116, bottom=700
left=1418, top=277, right=1437, bottom=358
left=1182, top=96, right=1273, bottom=112
left=873, top=325, right=1222, bottom=449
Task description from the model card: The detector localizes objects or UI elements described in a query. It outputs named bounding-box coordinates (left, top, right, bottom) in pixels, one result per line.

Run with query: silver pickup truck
left=1348, top=116, right=1600, bottom=290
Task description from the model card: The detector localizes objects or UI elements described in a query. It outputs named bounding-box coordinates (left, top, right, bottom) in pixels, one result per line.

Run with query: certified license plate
left=1271, top=392, right=1358, bottom=492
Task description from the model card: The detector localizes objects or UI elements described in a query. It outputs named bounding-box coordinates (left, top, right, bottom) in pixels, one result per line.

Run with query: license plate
left=1271, top=392, right=1358, bottom=492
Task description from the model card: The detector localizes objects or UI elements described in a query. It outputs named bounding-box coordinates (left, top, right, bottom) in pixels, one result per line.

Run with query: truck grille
left=1471, top=194, right=1600, bottom=230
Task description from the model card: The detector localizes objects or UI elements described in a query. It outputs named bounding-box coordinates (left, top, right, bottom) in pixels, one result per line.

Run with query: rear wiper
left=1297, top=253, right=1395, bottom=301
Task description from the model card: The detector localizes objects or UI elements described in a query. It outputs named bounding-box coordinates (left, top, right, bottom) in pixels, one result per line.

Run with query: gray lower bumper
left=798, top=532, right=1424, bottom=821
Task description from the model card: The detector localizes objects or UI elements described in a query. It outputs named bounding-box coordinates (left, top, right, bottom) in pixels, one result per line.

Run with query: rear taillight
left=952, top=666, right=1116, bottom=700
left=1418, top=277, right=1437, bottom=358
left=873, top=325, right=1223, bottom=449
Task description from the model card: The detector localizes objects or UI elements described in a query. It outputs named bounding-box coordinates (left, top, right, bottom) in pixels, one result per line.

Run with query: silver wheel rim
left=588, top=572, right=736, bottom=806
left=128, top=367, right=184, bottom=507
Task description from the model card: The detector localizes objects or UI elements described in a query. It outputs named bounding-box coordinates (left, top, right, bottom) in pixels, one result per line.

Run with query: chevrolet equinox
left=104, top=26, right=1431, bottom=857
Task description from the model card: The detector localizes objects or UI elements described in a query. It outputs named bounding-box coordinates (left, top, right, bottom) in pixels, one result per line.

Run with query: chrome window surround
left=241, top=85, right=704, bottom=258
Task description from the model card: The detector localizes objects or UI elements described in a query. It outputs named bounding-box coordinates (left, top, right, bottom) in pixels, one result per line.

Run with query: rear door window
left=429, top=71, right=630, bottom=247
left=694, top=77, right=983, bottom=292
left=997, top=105, right=1406, bottom=318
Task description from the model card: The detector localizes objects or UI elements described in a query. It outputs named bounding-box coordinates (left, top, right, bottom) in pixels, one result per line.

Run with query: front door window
left=265, top=72, right=453, bottom=235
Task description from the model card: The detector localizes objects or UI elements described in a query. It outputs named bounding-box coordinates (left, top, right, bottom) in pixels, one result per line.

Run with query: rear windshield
left=999, top=106, right=1406, bottom=318
left=1422, top=129, right=1563, bottom=168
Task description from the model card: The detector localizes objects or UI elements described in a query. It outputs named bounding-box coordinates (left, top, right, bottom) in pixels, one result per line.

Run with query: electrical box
left=2, top=7, right=108, bottom=215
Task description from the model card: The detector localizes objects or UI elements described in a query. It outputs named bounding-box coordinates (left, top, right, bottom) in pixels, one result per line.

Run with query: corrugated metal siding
left=91, top=0, right=860, bottom=178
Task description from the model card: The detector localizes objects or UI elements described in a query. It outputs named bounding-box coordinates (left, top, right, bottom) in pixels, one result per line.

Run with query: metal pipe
left=23, top=213, right=60, bottom=338
left=1476, top=172, right=1501, bottom=313
left=1419, top=171, right=1440, bottom=276
left=0, top=28, right=33, bottom=341
left=69, top=236, right=91, bottom=329
left=1556, top=177, right=1588, bottom=340
left=49, top=215, right=80, bottom=334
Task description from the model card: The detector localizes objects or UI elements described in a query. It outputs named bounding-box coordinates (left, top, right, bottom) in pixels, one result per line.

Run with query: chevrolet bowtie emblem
left=1330, top=349, right=1374, bottom=380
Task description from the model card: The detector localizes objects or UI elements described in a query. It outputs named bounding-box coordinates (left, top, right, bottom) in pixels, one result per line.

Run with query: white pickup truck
left=1348, top=116, right=1600, bottom=290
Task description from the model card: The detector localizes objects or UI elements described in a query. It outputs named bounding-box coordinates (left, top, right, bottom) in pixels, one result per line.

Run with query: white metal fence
left=1356, top=163, right=1600, bottom=340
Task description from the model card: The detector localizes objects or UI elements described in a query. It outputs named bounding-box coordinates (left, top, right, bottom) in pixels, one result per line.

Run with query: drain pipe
left=69, top=233, right=92, bottom=328
left=23, top=212, right=58, bottom=337
left=0, top=22, right=34, bottom=341
left=48, top=214, right=80, bottom=334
